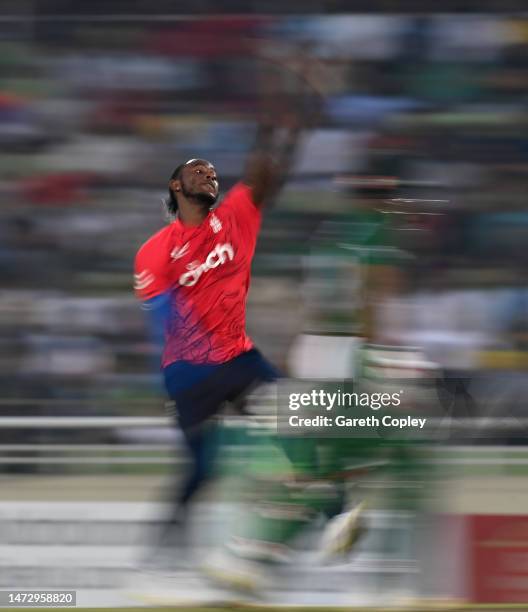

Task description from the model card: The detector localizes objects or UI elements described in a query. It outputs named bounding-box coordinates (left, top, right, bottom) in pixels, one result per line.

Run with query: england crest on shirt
left=210, top=213, right=222, bottom=234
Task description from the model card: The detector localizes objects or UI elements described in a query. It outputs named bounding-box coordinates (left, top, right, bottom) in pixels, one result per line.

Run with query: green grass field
left=2, top=606, right=528, bottom=612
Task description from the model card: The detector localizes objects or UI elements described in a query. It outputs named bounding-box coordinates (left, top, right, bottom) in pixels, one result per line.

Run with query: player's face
left=179, top=159, right=219, bottom=205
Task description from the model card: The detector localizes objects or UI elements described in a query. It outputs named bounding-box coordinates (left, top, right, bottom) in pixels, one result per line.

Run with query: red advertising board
left=470, top=515, right=528, bottom=603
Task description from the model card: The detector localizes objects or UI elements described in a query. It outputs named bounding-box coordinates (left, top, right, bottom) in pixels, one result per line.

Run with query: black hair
left=166, top=163, right=185, bottom=216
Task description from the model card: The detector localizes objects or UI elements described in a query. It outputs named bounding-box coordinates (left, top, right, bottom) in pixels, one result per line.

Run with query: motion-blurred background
left=1, top=1, right=528, bottom=608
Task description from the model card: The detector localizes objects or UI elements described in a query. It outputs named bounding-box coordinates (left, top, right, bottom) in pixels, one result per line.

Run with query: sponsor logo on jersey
left=134, top=270, right=155, bottom=291
left=210, top=213, right=222, bottom=234
left=179, top=243, right=234, bottom=287
left=170, top=241, right=190, bottom=260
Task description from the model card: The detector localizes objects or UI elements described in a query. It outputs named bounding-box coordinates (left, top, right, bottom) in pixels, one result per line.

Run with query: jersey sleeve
left=134, top=231, right=172, bottom=301
left=219, top=182, right=262, bottom=235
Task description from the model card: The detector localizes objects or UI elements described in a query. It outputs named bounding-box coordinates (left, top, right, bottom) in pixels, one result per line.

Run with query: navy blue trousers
left=163, top=348, right=279, bottom=517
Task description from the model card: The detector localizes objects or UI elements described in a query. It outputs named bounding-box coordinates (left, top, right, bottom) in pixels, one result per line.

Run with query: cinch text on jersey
left=179, top=243, right=234, bottom=287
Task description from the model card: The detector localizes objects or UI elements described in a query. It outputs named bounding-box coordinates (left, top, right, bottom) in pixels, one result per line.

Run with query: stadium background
left=1, top=1, right=528, bottom=609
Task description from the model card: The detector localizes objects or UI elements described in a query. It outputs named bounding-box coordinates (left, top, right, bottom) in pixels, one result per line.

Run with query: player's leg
left=155, top=348, right=280, bottom=552
left=208, top=404, right=359, bottom=591
left=203, top=351, right=364, bottom=589
left=151, top=420, right=220, bottom=553
left=146, top=362, right=230, bottom=556
left=178, top=421, right=220, bottom=507
left=205, top=431, right=340, bottom=592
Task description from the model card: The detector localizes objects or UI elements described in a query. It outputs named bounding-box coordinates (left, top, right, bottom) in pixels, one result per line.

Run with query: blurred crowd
left=1, top=13, right=527, bottom=428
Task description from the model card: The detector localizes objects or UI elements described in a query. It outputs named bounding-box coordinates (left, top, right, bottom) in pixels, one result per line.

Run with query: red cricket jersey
left=134, top=182, right=262, bottom=366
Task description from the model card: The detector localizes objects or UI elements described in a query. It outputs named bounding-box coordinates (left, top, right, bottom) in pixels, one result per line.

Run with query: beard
left=181, top=180, right=217, bottom=208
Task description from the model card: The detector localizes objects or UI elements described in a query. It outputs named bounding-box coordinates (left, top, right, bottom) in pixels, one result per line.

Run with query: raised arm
left=243, top=48, right=322, bottom=208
